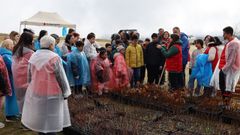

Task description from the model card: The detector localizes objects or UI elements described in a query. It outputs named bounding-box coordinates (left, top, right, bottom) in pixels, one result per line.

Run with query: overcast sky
left=0, top=0, right=240, bottom=39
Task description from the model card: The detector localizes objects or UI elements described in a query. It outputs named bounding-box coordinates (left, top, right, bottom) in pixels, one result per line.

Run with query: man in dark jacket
left=146, top=33, right=165, bottom=86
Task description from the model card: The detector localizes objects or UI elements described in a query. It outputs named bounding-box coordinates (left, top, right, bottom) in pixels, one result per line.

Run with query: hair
left=145, top=38, right=150, bottom=42
left=118, top=30, right=123, bottom=34
left=87, top=32, right=95, bottom=40
left=162, top=31, right=170, bottom=38
left=23, top=28, right=34, bottom=34
left=151, top=33, right=158, bottom=39
left=38, top=30, right=47, bottom=41
left=99, top=47, right=107, bottom=56
left=223, top=26, right=234, bottom=36
left=169, top=34, right=180, bottom=48
left=65, top=34, right=73, bottom=44
left=50, top=34, right=60, bottom=40
left=9, top=31, right=19, bottom=40
left=13, top=32, right=34, bottom=57
left=204, top=35, right=211, bottom=41
left=76, top=41, right=84, bottom=47
left=1, top=39, right=13, bottom=49
left=111, top=33, right=121, bottom=41
left=131, top=34, right=139, bottom=40
left=40, top=36, right=55, bottom=49
left=194, top=39, right=204, bottom=48
left=105, top=43, right=111, bottom=48
left=73, top=32, right=80, bottom=37
left=214, top=36, right=222, bottom=45
left=173, top=26, right=180, bottom=31
left=115, top=39, right=123, bottom=45
left=158, top=28, right=164, bottom=31
left=82, top=38, right=85, bottom=43
left=68, top=28, right=75, bottom=34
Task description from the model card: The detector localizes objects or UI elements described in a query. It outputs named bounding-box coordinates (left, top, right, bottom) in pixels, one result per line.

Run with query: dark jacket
left=145, top=41, right=165, bottom=66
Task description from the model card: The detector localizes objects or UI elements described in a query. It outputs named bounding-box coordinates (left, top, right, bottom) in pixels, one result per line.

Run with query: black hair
left=194, top=39, right=204, bottom=48
left=82, top=38, right=85, bottom=43
left=214, top=36, right=222, bottom=45
left=23, top=28, right=34, bottom=34
left=38, top=30, right=47, bottom=41
left=105, top=43, right=111, bottom=48
left=87, top=32, right=95, bottom=40
left=169, top=34, right=180, bottom=48
left=145, top=38, right=150, bottom=42
left=51, top=34, right=59, bottom=40
left=151, top=33, right=158, bottom=39
left=99, top=47, right=107, bottom=55
left=76, top=41, right=84, bottom=47
left=115, top=39, right=123, bottom=45
left=13, top=32, right=34, bottom=57
left=223, top=26, right=234, bottom=36
left=118, top=30, right=123, bottom=34
left=68, top=28, right=75, bottom=34
left=65, top=34, right=73, bottom=44
left=131, top=34, right=139, bottom=40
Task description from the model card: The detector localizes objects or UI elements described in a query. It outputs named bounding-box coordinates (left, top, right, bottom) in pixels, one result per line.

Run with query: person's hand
left=156, top=44, right=162, bottom=49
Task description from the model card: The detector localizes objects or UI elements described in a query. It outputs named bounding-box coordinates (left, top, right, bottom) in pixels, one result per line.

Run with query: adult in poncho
left=66, top=41, right=91, bottom=95
left=113, top=45, right=130, bottom=91
left=216, top=26, right=240, bottom=108
left=12, top=32, right=34, bottom=114
left=21, top=36, right=71, bottom=135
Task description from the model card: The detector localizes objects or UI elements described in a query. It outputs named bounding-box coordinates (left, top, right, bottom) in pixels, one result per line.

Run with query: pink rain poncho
left=21, top=50, right=71, bottom=133
left=113, top=53, right=130, bottom=90
left=90, top=55, right=114, bottom=93
left=12, top=47, right=34, bottom=114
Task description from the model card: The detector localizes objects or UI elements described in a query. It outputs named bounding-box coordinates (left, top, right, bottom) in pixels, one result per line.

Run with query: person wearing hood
left=34, top=30, right=48, bottom=51
left=158, top=34, right=184, bottom=91
left=83, top=33, right=100, bottom=62
left=0, top=55, right=12, bottom=128
left=21, top=35, right=71, bottom=135
left=0, top=39, right=19, bottom=122
left=113, top=45, right=130, bottom=90
left=172, top=27, right=189, bottom=86
left=146, top=33, right=165, bottom=86
left=66, top=41, right=91, bottom=96
left=218, top=26, right=240, bottom=109
left=12, top=32, right=34, bottom=115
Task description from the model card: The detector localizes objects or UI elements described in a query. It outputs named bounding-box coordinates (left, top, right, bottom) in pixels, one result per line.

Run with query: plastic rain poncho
left=12, top=47, right=34, bottom=114
left=21, top=49, right=71, bottom=133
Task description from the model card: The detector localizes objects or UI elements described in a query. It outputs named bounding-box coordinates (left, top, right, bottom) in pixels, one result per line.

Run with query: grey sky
left=0, top=0, right=239, bottom=38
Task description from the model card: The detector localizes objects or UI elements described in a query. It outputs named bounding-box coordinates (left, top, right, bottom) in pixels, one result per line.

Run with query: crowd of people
left=0, top=26, right=240, bottom=134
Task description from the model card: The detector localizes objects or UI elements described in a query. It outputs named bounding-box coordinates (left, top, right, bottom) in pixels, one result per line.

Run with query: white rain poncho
left=21, top=49, right=71, bottom=133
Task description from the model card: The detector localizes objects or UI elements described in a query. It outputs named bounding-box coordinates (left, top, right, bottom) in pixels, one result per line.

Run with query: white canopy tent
left=20, top=11, right=76, bottom=33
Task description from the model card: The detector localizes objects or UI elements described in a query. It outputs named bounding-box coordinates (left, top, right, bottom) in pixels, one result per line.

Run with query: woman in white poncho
left=21, top=35, right=71, bottom=135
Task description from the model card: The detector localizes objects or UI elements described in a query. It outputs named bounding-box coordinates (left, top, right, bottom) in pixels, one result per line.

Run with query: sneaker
left=0, top=122, right=5, bottom=128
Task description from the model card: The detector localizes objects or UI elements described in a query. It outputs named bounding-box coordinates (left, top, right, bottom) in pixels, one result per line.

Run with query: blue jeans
left=131, top=68, right=141, bottom=88
left=188, top=76, right=201, bottom=95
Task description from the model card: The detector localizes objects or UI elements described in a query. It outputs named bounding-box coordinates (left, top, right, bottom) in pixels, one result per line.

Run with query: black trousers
left=140, top=65, right=146, bottom=84
left=147, top=65, right=165, bottom=85
left=169, top=72, right=184, bottom=90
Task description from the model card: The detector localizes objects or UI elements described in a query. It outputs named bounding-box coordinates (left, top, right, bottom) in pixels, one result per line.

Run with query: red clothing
left=0, top=56, right=11, bottom=96
left=219, top=45, right=227, bottom=69
left=113, top=53, right=130, bottom=90
left=166, top=44, right=183, bottom=72
left=204, top=47, right=218, bottom=71
left=90, top=56, right=114, bottom=92
left=162, top=38, right=171, bottom=48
